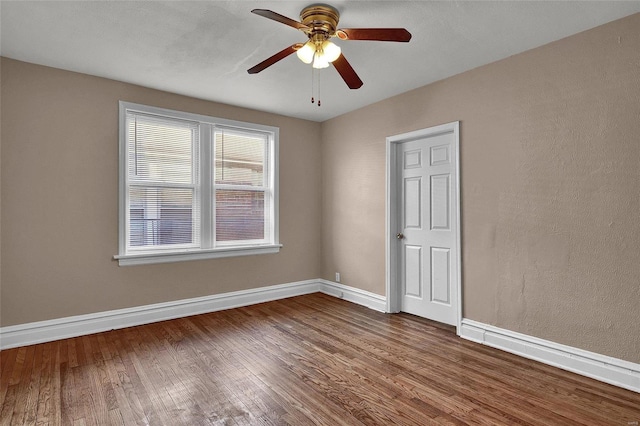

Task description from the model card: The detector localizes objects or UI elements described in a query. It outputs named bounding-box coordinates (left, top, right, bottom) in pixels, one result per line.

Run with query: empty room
left=1, top=1, right=639, bottom=425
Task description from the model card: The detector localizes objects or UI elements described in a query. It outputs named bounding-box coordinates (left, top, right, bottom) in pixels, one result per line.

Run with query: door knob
left=396, top=233, right=405, bottom=240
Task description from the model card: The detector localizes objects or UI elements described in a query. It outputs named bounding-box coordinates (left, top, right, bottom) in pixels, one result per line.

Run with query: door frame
left=385, top=121, right=462, bottom=333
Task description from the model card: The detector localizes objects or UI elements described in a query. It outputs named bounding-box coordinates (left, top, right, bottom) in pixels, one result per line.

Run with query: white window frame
left=114, top=101, right=280, bottom=266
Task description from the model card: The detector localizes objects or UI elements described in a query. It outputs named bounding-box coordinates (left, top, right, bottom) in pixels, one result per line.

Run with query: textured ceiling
left=2, top=1, right=640, bottom=122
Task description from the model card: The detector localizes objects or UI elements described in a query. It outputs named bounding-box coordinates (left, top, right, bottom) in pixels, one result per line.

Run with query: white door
left=393, top=123, right=459, bottom=326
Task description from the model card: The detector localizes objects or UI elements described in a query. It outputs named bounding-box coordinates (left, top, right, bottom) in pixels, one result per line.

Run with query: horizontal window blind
left=214, top=129, right=269, bottom=244
left=215, top=130, right=265, bottom=187
left=126, top=112, right=200, bottom=250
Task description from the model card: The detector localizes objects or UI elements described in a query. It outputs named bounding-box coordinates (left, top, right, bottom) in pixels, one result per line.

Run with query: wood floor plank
left=58, top=341, right=74, bottom=426
left=1, top=293, right=639, bottom=425
left=0, top=384, right=18, bottom=425
left=34, top=339, right=57, bottom=424
left=103, top=354, right=143, bottom=426
left=8, top=345, right=38, bottom=425
left=0, top=348, right=19, bottom=407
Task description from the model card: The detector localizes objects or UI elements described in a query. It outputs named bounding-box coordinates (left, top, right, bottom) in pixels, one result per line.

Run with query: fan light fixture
left=296, top=39, right=342, bottom=69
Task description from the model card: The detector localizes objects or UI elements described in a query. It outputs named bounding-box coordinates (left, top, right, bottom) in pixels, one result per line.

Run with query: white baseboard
left=318, top=279, right=387, bottom=312
left=460, top=318, right=640, bottom=393
left=0, top=280, right=321, bottom=350
left=0, top=279, right=387, bottom=350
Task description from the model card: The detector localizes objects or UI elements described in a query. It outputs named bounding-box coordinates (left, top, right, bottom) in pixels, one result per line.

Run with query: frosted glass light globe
left=322, top=41, right=341, bottom=62
left=312, top=54, right=330, bottom=69
left=296, top=41, right=315, bottom=64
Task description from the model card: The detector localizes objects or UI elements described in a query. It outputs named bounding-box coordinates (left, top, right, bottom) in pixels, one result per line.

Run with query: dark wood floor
left=1, top=293, right=639, bottom=425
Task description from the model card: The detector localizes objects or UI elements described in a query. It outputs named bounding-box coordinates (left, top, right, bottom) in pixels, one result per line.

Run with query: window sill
left=113, top=244, right=282, bottom=266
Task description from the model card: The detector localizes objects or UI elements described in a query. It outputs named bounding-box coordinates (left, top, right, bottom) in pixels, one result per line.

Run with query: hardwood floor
left=1, top=293, right=638, bottom=425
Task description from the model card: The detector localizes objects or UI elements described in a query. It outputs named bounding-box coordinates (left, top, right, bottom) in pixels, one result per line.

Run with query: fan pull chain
left=317, top=70, right=321, bottom=107
left=309, top=57, right=322, bottom=107
left=311, top=66, right=315, bottom=104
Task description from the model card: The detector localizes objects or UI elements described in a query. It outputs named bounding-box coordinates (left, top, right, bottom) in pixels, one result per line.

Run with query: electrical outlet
left=335, top=272, right=341, bottom=283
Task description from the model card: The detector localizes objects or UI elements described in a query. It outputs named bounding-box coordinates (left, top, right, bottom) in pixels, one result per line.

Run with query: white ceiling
left=2, top=1, right=639, bottom=122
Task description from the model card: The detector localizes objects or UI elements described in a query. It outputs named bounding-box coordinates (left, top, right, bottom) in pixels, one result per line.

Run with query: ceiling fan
left=247, top=4, right=412, bottom=90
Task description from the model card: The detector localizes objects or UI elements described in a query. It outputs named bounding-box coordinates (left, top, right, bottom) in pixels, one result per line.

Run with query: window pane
left=129, top=187, right=198, bottom=248
left=215, top=131, right=265, bottom=186
left=216, top=190, right=265, bottom=242
left=128, top=114, right=197, bottom=184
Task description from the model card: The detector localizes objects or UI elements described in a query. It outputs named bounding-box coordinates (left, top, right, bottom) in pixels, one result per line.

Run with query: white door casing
left=386, top=122, right=461, bottom=330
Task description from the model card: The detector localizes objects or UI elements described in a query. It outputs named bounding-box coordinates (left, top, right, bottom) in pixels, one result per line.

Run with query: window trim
left=115, top=101, right=280, bottom=266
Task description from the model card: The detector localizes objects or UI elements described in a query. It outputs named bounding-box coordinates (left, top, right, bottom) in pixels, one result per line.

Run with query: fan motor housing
left=300, top=4, right=340, bottom=35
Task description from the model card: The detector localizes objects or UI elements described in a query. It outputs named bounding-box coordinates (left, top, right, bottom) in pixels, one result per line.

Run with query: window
left=115, top=102, right=279, bottom=266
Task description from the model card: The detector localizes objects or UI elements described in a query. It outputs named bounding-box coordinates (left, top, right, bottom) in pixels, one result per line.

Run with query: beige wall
left=321, top=13, right=640, bottom=363
left=1, top=58, right=322, bottom=326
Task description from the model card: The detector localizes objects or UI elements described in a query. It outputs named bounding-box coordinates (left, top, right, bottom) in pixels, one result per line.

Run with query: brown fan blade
left=332, top=54, right=363, bottom=89
left=336, top=28, right=412, bottom=42
left=251, top=9, right=309, bottom=31
left=247, top=44, right=299, bottom=74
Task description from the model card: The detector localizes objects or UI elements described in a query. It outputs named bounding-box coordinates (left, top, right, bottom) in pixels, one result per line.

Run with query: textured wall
left=1, top=58, right=322, bottom=326
left=321, top=13, right=640, bottom=363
